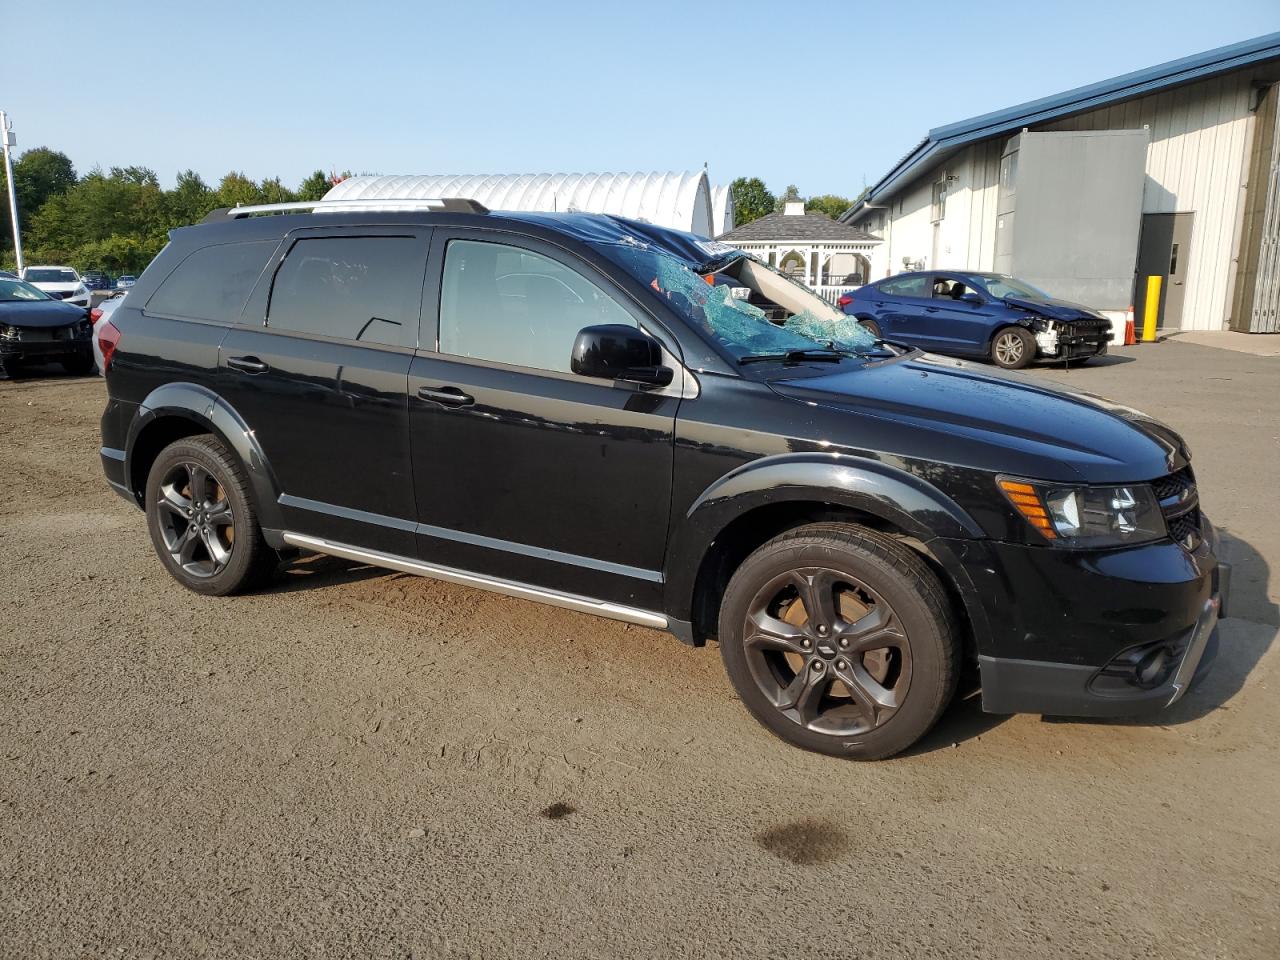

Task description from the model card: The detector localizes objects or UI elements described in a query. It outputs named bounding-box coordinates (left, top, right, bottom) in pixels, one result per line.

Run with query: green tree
left=1, top=147, right=78, bottom=265
left=803, top=194, right=854, bottom=220
left=165, top=170, right=215, bottom=226
left=728, top=176, right=775, bottom=227
left=215, top=171, right=264, bottom=209
left=297, top=169, right=332, bottom=201
left=774, top=184, right=803, bottom=211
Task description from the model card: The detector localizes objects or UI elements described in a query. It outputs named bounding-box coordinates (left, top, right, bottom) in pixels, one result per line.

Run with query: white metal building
left=325, top=171, right=723, bottom=237
left=843, top=33, right=1280, bottom=333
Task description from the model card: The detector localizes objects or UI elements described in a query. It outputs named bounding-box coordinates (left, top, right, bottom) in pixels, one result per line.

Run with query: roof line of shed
left=842, top=31, right=1280, bottom=221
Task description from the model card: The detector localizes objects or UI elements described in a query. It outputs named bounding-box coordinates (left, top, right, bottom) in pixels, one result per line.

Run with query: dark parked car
left=839, top=271, right=1113, bottom=369
left=82, top=271, right=113, bottom=291
left=97, top=201, right=1226, bottom=759
left=0, top=275, right=96, bottom=378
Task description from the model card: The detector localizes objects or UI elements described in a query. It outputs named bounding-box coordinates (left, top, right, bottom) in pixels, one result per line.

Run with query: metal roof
left=718, top=210, right=879, bottom=243
left=844, top=32, right=1280, bottom=221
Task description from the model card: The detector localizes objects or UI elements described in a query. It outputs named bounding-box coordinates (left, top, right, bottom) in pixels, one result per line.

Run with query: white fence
left=813, top=284, right=861, bottom=304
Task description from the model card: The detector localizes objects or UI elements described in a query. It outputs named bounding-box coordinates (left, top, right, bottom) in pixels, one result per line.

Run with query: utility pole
left=1, top=110, right=23, bottom=273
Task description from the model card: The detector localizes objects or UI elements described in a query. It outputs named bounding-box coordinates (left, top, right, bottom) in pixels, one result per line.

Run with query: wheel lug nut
left=801, top=639, right=811, bottom=649
left=811, top=660, right=824, bottom=672
left=839, top=638, right=849, bottom=649
left=817, top=624, right=828, bottom=635
left=836, top=659, right=848, bottom=670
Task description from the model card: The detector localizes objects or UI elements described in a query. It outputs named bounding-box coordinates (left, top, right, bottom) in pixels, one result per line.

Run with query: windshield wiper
left=738, top=348, right=852, bottom=366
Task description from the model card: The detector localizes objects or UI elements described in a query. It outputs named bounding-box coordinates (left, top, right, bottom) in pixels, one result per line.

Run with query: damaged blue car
left=838, top=270, right=1114, bottom=369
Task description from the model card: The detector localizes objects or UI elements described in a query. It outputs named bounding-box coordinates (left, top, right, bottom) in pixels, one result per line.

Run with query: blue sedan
left=838, top=271, right=1113, bottom=369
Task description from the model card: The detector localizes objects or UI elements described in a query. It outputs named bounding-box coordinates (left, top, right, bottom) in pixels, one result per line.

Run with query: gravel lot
left=2, top=341, right=1277, bottom=959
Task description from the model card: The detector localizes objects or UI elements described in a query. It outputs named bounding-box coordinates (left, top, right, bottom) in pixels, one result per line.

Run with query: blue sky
left=3, top=0, right=1277, bottom=199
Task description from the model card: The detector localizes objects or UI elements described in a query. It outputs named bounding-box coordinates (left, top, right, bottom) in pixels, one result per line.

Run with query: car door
left=915, top=275, right=996, bottom=355
left=875, top=274, right=935, bottom=346
left=407, top=228, right=680, bottom=612
left=217, top=226, right=430, bottom=556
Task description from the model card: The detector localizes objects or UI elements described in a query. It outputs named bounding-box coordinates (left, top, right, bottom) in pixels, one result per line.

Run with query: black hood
left=770, top=353, right=1185, bottom=485
left=1003, top=295, right=1107, bottom=322
left=0, top=298, right=87, bottom=328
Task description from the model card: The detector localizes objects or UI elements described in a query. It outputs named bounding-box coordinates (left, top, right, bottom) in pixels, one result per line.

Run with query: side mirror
left=571, top=324, right=673, bottom=387
left=960, top=291, right=984, bottom=305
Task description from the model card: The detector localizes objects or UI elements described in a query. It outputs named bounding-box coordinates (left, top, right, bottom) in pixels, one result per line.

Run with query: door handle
left=417, top=385, right=475, bottom=408
left=925, top=307, right=940, bottom=313
left=227, top=356, right=269, bottom=374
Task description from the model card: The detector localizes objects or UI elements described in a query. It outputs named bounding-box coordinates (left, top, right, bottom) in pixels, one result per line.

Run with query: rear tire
left=857, top=317, right=882, bottom=339
left=718, top=522, right=959, bottom=760
left=991, top=326, right=1035, bottom=369
left=144, top=434, right=278, bottom=596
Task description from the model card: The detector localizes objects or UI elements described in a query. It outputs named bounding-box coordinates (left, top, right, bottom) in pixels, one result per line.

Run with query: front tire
left=718, top=523, right=959, bottom=760
left=991, top=327, right=1035, bottom=369
left=144, top=434, right=277, bottom=596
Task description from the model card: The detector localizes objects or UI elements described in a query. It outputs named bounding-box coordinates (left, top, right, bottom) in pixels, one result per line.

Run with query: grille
left=1152, top=466, right=1200, bottom=548
left=1167, top=508, right=1202, bottom=546
left=1151, top=466, right=1194, bottom=502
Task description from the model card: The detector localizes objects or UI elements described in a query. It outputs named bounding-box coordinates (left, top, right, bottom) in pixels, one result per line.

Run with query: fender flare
left=663, top=453, right=989, bottom=640
left=125, top=382, right=285, bottom=535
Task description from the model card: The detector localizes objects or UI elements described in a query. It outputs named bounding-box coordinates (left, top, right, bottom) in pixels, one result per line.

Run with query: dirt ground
left=2, top=340, right=1277, bottom=960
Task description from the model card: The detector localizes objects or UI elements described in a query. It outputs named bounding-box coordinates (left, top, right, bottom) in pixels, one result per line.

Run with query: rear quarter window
left=146, top=240, right=277, bottom=323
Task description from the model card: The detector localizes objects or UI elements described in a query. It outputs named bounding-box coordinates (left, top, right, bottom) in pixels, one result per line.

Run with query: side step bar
left=282, top=532, right=668, bottom=630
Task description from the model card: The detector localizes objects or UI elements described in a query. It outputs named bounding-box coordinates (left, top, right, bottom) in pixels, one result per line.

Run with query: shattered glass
left=596, top=241, right=878, bottom=361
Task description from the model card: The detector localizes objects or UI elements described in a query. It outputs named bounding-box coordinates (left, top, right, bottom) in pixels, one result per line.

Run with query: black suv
left=97, top=200, right=1228, bottom=759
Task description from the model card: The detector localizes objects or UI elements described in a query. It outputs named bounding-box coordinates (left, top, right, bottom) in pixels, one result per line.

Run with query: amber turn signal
left=997, top=478, right=1058, bottom=540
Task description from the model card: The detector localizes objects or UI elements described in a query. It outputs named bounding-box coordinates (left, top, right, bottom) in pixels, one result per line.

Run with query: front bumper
left=951, top=517, right=1229, bottom=717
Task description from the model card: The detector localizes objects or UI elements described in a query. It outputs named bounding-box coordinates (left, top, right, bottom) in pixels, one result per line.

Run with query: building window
left=931, top=180, right=948, bottom=223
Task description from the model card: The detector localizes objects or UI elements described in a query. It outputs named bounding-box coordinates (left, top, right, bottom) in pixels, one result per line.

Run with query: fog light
left=1135, top=647, right=1170, bottom=688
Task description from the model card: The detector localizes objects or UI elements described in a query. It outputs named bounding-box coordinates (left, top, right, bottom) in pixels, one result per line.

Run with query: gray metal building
left=843, top=34, right=1280, bottom=333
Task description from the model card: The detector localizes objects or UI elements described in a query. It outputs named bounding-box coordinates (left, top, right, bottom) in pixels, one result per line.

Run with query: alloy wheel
left=155, top=461, right=235, bottom=578
left=742, top=567, right=912, bottom=736
left=994, top=331, right=1025, bottom=365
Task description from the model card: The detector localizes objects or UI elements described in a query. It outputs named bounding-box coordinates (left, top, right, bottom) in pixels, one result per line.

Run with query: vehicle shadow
left=899, top=684, right=1010, bottom=757
left=1045, top=529, right=1276, bottom=730
left=263, top=552, right=392, bottom=594
left=1034, top=352, right=1136, bottom=370
left=1, top=361, right=99, bottom=382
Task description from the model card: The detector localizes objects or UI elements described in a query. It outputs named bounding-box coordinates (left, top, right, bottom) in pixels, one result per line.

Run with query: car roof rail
left=219, top=198, right=490, bottom=219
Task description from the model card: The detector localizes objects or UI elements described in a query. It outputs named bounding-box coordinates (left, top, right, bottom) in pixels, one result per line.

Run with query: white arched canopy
left=710, top=184, right=735, bottom=235
left=324, top=172, right=716, bottom=236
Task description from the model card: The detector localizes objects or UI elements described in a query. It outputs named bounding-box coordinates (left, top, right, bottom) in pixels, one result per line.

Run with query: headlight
left=998, top=477, right=1165, bottom=547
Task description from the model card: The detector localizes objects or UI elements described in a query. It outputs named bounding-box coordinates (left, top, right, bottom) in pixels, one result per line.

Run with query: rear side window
left=879, top=275, right=929, bottom=297
left=267, top=236, right=423, bottom=346
left=438, top=239, right=636, bottom=373
left=147, top=240, right=276, bottom=323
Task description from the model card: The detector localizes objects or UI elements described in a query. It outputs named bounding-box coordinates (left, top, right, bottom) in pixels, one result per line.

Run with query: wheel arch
left=666, top=455, right=989, bottom=649
left=125, top=382, right=285, bottom=538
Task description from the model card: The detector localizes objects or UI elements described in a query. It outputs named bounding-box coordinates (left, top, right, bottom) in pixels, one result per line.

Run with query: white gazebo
left=717, top=201, right=883, bottom=302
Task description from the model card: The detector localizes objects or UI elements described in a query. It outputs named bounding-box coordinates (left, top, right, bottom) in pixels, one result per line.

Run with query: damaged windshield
left=977, top=274, right=1052, bottom=300
left=591, top=238, right=882, bottom=366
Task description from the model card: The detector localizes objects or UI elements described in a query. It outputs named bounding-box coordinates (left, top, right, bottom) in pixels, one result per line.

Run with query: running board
left=282, top=532, right=669, bottom=630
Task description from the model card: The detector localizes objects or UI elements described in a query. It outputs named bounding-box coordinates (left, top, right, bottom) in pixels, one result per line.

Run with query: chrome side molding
left=282, top=532, right=668, bottom=630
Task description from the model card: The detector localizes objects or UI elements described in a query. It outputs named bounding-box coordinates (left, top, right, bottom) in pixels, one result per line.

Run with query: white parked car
left=20, top=265, right=92, bottom=309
